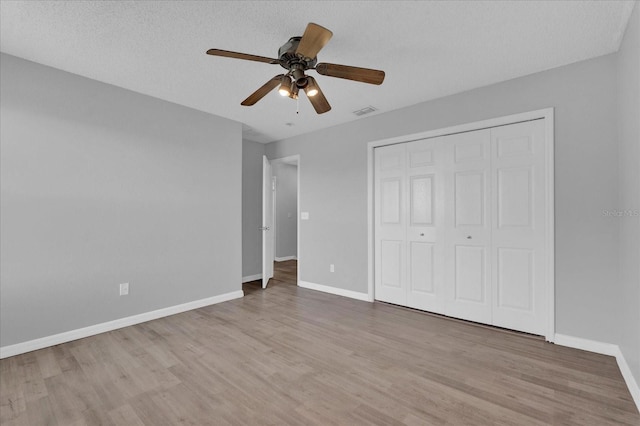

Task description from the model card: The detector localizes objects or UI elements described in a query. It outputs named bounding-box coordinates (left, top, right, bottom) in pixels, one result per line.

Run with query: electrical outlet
left=330, top=264, right=335, bottom=273
left=119, top=282, right=129, bottom=296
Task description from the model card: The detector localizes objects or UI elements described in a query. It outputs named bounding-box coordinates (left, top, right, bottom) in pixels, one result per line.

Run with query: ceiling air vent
left=352, top=106, right=377, bottom=116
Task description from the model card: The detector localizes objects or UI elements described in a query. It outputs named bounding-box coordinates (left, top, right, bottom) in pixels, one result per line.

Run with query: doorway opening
left=261, top=155, right=300, bottom=290
left=243, top=260, right=297, bottom=295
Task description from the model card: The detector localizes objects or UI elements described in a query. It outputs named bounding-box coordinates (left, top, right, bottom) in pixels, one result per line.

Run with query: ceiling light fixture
left=305, top=76, right=319, bottom=97
left=288, top=83, right=299, bottom=100
left=207, top=22, right=385, bottom=114
left=278, top=75, right=292, bottom=96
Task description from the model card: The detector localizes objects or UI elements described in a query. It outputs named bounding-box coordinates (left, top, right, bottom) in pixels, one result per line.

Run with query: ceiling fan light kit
left=206, top=22, right=385, bottom=114
left=278, top=75, right=292, bottom=97
left=288, top=83, right=299, bottom=100
left=304, top=76, right=319, bottom=97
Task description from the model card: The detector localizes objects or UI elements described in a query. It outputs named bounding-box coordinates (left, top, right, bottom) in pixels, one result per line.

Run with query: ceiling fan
left=206, top=23, right=385, bottom=114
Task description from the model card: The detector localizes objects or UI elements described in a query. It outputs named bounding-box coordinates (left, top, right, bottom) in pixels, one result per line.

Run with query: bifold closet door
left=405, top=138, right=445, bottom=313
left=374, top=119, right=548, bottom=336
left=490, top=120, right=547, bottom=336
left=443, top=129, right=492, bottom=324
left=374, top=143, right=407, bottom=306
left=374, top=139, right=445, bottom=312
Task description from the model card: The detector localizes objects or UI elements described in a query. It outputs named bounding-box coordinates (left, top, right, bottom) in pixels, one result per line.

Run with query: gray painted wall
left=242, top=139, right=265, bottom=278
left=266, top=53, right=621, bottom=346
left=616, top=4, right=640, bottom=385
left=273, top=163, right=297, bottom=259
left=0, top=54, right=242, bottom=347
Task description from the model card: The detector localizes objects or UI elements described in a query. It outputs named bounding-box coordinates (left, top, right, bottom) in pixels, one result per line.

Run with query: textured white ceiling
left=0, top=1, right=635, bottom=143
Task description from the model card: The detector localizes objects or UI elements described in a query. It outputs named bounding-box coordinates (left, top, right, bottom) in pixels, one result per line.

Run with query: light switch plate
left=301, top=212, right=309, bottom=220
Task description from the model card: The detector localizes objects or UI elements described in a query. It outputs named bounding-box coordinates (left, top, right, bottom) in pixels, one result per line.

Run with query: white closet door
left=444, top=129, right=492, bottom=324
left=490, top=120, right=547, bottom=335
left=405, top=138, right=445, bottom=313
left=375, top=143, right=407, bottom=305
left=374, top=118, right=549, bottom=337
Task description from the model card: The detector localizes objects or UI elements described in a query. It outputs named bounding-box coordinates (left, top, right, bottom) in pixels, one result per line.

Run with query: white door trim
left=262, top=156, right=274, bottom=288
left=367, top=108, right=555, bottom=341
left=270, top=154, right=301, bottom=286
left=271, top=175, right=277, bottom=265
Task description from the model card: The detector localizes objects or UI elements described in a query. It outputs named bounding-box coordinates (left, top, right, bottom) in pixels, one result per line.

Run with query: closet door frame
left=367, top=108, right=555, bottom=342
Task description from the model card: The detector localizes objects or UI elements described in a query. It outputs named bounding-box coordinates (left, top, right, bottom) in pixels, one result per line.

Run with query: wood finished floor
left=1, top=260, right=638, bottom=425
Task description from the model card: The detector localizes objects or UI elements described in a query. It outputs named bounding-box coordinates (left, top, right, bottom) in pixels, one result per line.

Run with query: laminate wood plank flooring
left=1, top=260, right=638, bottom=425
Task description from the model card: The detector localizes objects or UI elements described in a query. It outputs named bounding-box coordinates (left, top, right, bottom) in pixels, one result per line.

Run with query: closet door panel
left=409, top=241, right=434, bottom=294
left=405, top=138, right=445, bottom=313
left=410, top=175, right=434, bottom=226
left=454, top=245, right=487, bottom=302
left=497, top=167, right=532, bottom=228
left=375, top=144, right=407, bottom=305
left=444, top=130, right=492, bottom=324
left=380, top=240, right=403, bottom=288
left=491, top=120, right=547, bottom=335
left=455, top=171, right=485, bottom=227
left=497, top=248, right=534, bottom=310
left=381, top=178, right=402, bottom=224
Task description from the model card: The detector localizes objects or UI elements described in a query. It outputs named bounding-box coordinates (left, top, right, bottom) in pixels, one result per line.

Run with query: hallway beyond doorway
left=244, top=260, right=297, bottom=295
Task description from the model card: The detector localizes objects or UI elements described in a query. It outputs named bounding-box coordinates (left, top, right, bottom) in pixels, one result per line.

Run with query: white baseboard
left=555, top=333, right=640, bottom=412
left=298, top=280, right=372, bottom=302
left=553, top=334, right=619, bottom=356
left=275, top=256, right=297, bottom=262
left=616, top=347, right=640, bottom=412
left=0, top=290, right=244, bottom=359
left=242, top=274, right=262, bottom=283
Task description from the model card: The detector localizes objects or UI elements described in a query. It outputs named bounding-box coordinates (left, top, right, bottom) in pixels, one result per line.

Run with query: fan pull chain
left=296, top=97, right=299, bottom=114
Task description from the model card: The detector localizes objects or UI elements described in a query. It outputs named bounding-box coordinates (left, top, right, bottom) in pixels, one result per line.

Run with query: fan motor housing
left=278, top=37, right=317, bottom=70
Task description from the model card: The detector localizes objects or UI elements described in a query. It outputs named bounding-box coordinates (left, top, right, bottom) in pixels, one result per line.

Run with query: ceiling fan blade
left=206, top=48, right=278, bottom=64
left=306, top=81, right=331, bottom=114
left=241, top=75, right=286, bottom=106
left=295, top=23, right=333, bottom=60
left=315, top=63, right=385, bottom=85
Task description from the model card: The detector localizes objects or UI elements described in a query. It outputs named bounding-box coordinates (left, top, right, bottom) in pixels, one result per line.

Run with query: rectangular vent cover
left=353, top=106, right=378, bottom=116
